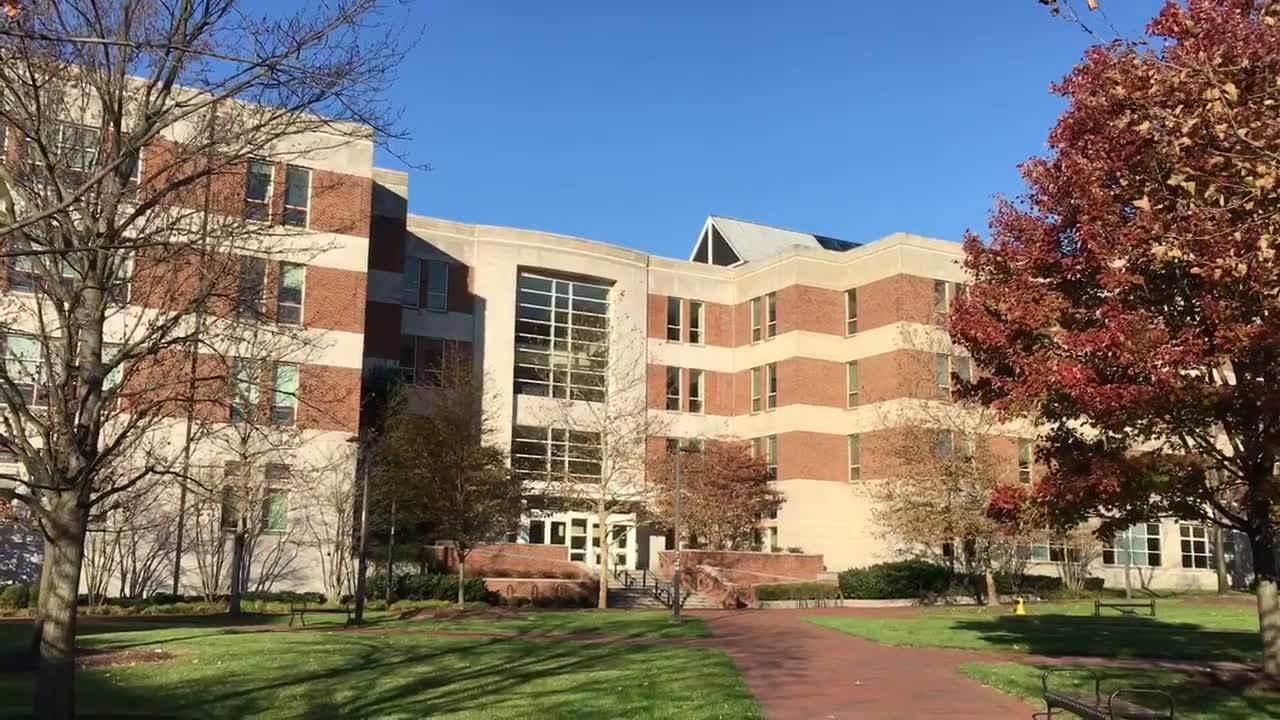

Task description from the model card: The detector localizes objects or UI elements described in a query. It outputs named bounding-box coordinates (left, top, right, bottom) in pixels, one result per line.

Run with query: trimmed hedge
left=838, top=560, right=952, bottom=599
left=368, top=573, right=496, bottom=604
left=754, top=582, right=840, bottom=601
left=0, top=584, right=30, bottom=609
left=838, top=561, right=1106, bottom=600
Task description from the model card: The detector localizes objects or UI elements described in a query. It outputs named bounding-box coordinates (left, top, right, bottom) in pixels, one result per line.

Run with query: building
left=361, top=173, right=1244, bottom=591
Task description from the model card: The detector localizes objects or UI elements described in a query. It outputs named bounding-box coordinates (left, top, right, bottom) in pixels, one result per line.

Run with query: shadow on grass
left=1, top=622, right=757, bottom=719
left=955, top=614, right=1259, bottom=663
left=964, top=662, right=1280, bottom=720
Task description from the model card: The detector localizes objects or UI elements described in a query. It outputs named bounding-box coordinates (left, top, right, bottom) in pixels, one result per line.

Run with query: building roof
left=691, top=215, right=859, bottom=266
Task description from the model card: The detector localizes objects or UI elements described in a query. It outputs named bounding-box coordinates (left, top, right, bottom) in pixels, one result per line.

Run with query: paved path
left=693, top=609, right=1038, bottom=720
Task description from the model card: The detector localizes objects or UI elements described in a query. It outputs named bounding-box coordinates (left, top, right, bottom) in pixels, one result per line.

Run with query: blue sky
left=377, top=1, right=1166, bottom=259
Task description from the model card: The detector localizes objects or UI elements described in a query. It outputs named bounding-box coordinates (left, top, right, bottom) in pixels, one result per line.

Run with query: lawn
left=960, top=662, right=1280, bottom=720
left=382, top=609, right=711, bottom=639
left=0, top=613, right=756, bottom=719
left=809, top=598, right=1261, bottom=662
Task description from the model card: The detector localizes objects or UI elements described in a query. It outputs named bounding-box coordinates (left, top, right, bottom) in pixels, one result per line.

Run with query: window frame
left=665, top=366, right=681, bottom=411
left=935, top=353, right=951, bottom=398
left=1103, top=522, right=1163, bottom=567
left=513, top=272, right=611, bottom=403
left=750, top=366, right=762, bottom=413
left=750, top=297, right=762, bottom=343
left=243, top=159, right=274, bottom=222
left=1179, top=524, right=1213, bottom=569
left=687, top=368, right=704, bottom=414
left=845, top=288, right=858, bottom=335
left=276, top=262, right=305, bottom=325
left=425, top=259, right=449, bottom=313
left=765, top=362, right=777, bottom=410
left=666, top=296, right=682, bottom=342
left=765, top=292, right=777, bottom=339
left=848, top=433, right=861, bottom=481
left=229, top=357, right=259, bottom=423
left=1017, top=438, right=1033, bottom=483
left=688, top=300, right=704, bottom=345
left=281, top=165, right=311, bottom=228
left=401, top=256, right=421, bottom=308
left=270, top=363, right=299, bottom=426
left=236, top=255, right=267, bottom=319
left=846, top=360, right=858, bottom=408
left=3, top=334, right=45, bottom=407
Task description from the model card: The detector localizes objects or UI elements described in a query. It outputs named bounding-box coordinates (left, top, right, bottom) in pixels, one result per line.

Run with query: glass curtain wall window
left=1103, top=523, right=1162, bottom=567
left=514, top=272, right=611, bottom=402
left=510, top=425, right=602, bottom=485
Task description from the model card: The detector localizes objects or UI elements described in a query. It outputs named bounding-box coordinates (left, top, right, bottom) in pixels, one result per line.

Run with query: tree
left=649, top=439, right=780, bottom=550
left=538, top=301, right=659, bottom=609
left=379, top=348, right=522, bottom=608
left=0, top=2, right=407, bottom=714
left=951, top=0, right=1280, bottom=675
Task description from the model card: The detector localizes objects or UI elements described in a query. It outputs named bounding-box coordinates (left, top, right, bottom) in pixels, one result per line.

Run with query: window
left=753, top=435, right=777, bottom=478
left=3, top=335, right=44, bottom=407
left=29, top=123, right=98, bottom=172
left=106, top=251, right=133, bottom=305
left=420, top=338, right=445, bottom=387
left=401, top=257, right=420, bottom=307
left=751, top=293, right=777, bottom=342
left=687, top=369, right=704, bottom=414
left=124, top=148, right=141, bottom=193
left=665, top=437, right=680, bottom=455
left=260, top=489, right=289, bottom=532
left=665, top=367, right=681, bottom=411
left=668, top=437, right=703, bottom=454
left=230, top=358, right=258, bottom=422
left=511, top=425, right=602, bottom=484
left=845, top=288, right=858, bottom=335
left=1104, top=523, right=1162, bottom=567
left=750, top=366, right=762, bottom=413
left=236, top=256, right=266, bottom=319
left=954, top=356, right=971, bottom=385
left=282, top=165, right=310, bottom=227
left=425, top=259, right=449, bottom=312
left=1022, top=542, right=1078, bottom=563
left=1018, top=439, right=1033, bottom=483
left=765, top=292, right=777, bottom=338
left=935, top=353, right=951, bottom=398
left=765, top=362, right=777, bottom=410
left=244, top=160, right=272, bottom=221
left=398, top=337, right=416, bottom=385
left=274, top=263, right=305, bottom=325
left=514, top=271, right=610, bottom=402
left=220, top=484, right=240, bottom=531
left=1180, top=524, right=1213, bottom=569
left=688, top=301, right=703, bottom=344
left=848, top=434, right=861, bottom=481
left=846, top=360, right=859, bottom=407
left=933, top=279, right=948, bottom=322
left=666, top=297, right=681, bottom=341
left=102, top=342, right=123, bottom=395
left=7, top=254, right=34, bottom=292
left=270, top=364, right=298, bottom=426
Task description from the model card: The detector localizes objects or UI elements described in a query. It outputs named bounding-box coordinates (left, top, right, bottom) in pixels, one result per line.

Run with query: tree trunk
left=456, top=556, right=465, bottom=609
left=1251, top=533, right=1280, bottom=678
left=32, top=491, right=88, bottom=720
left=984, top=568, right=999, bottom=607
left=229, top=526, right=246, bottom=617
left=385, top=498, right=396, bottom=604
left=596, top=511, right=609, bottom=609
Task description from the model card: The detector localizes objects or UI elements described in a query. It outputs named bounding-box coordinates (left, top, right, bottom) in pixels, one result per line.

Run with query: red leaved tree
left=952, top=0, right=1280, bottom=675
left=649, top=439, right=781, bottom=551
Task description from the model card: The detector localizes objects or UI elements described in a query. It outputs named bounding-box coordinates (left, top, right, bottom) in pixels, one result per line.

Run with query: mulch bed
left=0, top=647, right=178, bottom=673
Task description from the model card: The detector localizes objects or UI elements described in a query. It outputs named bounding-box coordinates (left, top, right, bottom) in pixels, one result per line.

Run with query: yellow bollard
left=1015, top=596, right=1027, bottom=616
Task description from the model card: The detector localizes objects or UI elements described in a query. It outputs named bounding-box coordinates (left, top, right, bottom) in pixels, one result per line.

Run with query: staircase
left=605, top=567, right=721, bottom=610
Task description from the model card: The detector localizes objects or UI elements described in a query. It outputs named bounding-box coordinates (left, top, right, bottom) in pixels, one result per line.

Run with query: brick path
left=693, top=609, right=1038, bottom=720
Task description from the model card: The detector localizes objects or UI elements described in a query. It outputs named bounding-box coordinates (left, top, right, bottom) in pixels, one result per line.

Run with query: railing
left=610, top=566, right=677, bottom=608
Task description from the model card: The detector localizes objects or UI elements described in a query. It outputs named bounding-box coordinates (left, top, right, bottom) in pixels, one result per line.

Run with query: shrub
left=838, top=560, right=952, bottom=599
left=397, top=574, right=495, bottom=603
left=754, top=582, right=840, bottom=601
left=0, top=583, right=30, bottom=609
left=28, top=582, right=38, bottom=608
left=785, top=546, right=804, bottom=554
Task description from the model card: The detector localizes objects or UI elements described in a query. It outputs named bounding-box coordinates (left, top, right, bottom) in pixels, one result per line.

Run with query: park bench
left=1094, top=598, right=1156, bottom=617
left=1040, top=668, right=1174, bottom=720
left=288, top=600, right=353, bottom=628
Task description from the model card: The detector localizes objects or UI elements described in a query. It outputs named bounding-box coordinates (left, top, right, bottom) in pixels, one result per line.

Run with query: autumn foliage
left=649, top=440, right=781, bottom=550
left=952, top=0, right=1280, bottom=674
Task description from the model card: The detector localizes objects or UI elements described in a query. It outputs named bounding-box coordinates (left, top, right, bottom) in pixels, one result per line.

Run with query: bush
left=395, top=574, right=496, bottom=604
left=28, top=582, right=38, bottom=608
left=0, top=583, right=30, bottom=609
left=785, top=546, right=804, bottom=554
left=838, top=560, right=952, bottom=599
left=754, top=582, right=840, bottom=601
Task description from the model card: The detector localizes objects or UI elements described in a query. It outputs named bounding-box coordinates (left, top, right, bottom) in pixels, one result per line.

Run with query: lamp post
left=348, top=434, right=371, bottom=625
left=670, top=442, right=693, bottom=624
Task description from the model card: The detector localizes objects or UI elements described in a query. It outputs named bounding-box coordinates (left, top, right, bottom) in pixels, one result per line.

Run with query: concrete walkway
left=694, top=609, right=1038, bottom=720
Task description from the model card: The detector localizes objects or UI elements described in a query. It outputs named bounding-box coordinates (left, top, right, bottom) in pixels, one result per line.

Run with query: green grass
left=960, top=662, right=1280, bottom=720
left=809, top=599, right=1260, bottom=662
left=0, top=613, right=754, bottom=719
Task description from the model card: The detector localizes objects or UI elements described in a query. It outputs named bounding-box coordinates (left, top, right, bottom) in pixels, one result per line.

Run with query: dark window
left=282, top=166, right=310, bottom=227
left=236, top=256, right=266, bottom=318
left=666, top=297, right=682, bottom=341
left=244, top=160, right=272, bottom=221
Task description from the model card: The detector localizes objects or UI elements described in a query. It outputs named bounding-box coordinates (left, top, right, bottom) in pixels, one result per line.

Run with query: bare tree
left=298, top=463, right=358, bottom=606
left=0, top=2, right=409, bottom=714
left=380, top=348, right=522, bottom=608
left=539, top=302, right=660, bottom=609
left=871, top=327, right=1038, bottom=605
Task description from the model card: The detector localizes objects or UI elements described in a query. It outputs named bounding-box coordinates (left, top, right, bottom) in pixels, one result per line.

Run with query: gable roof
left=690, top=215, right=859, bottom=266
